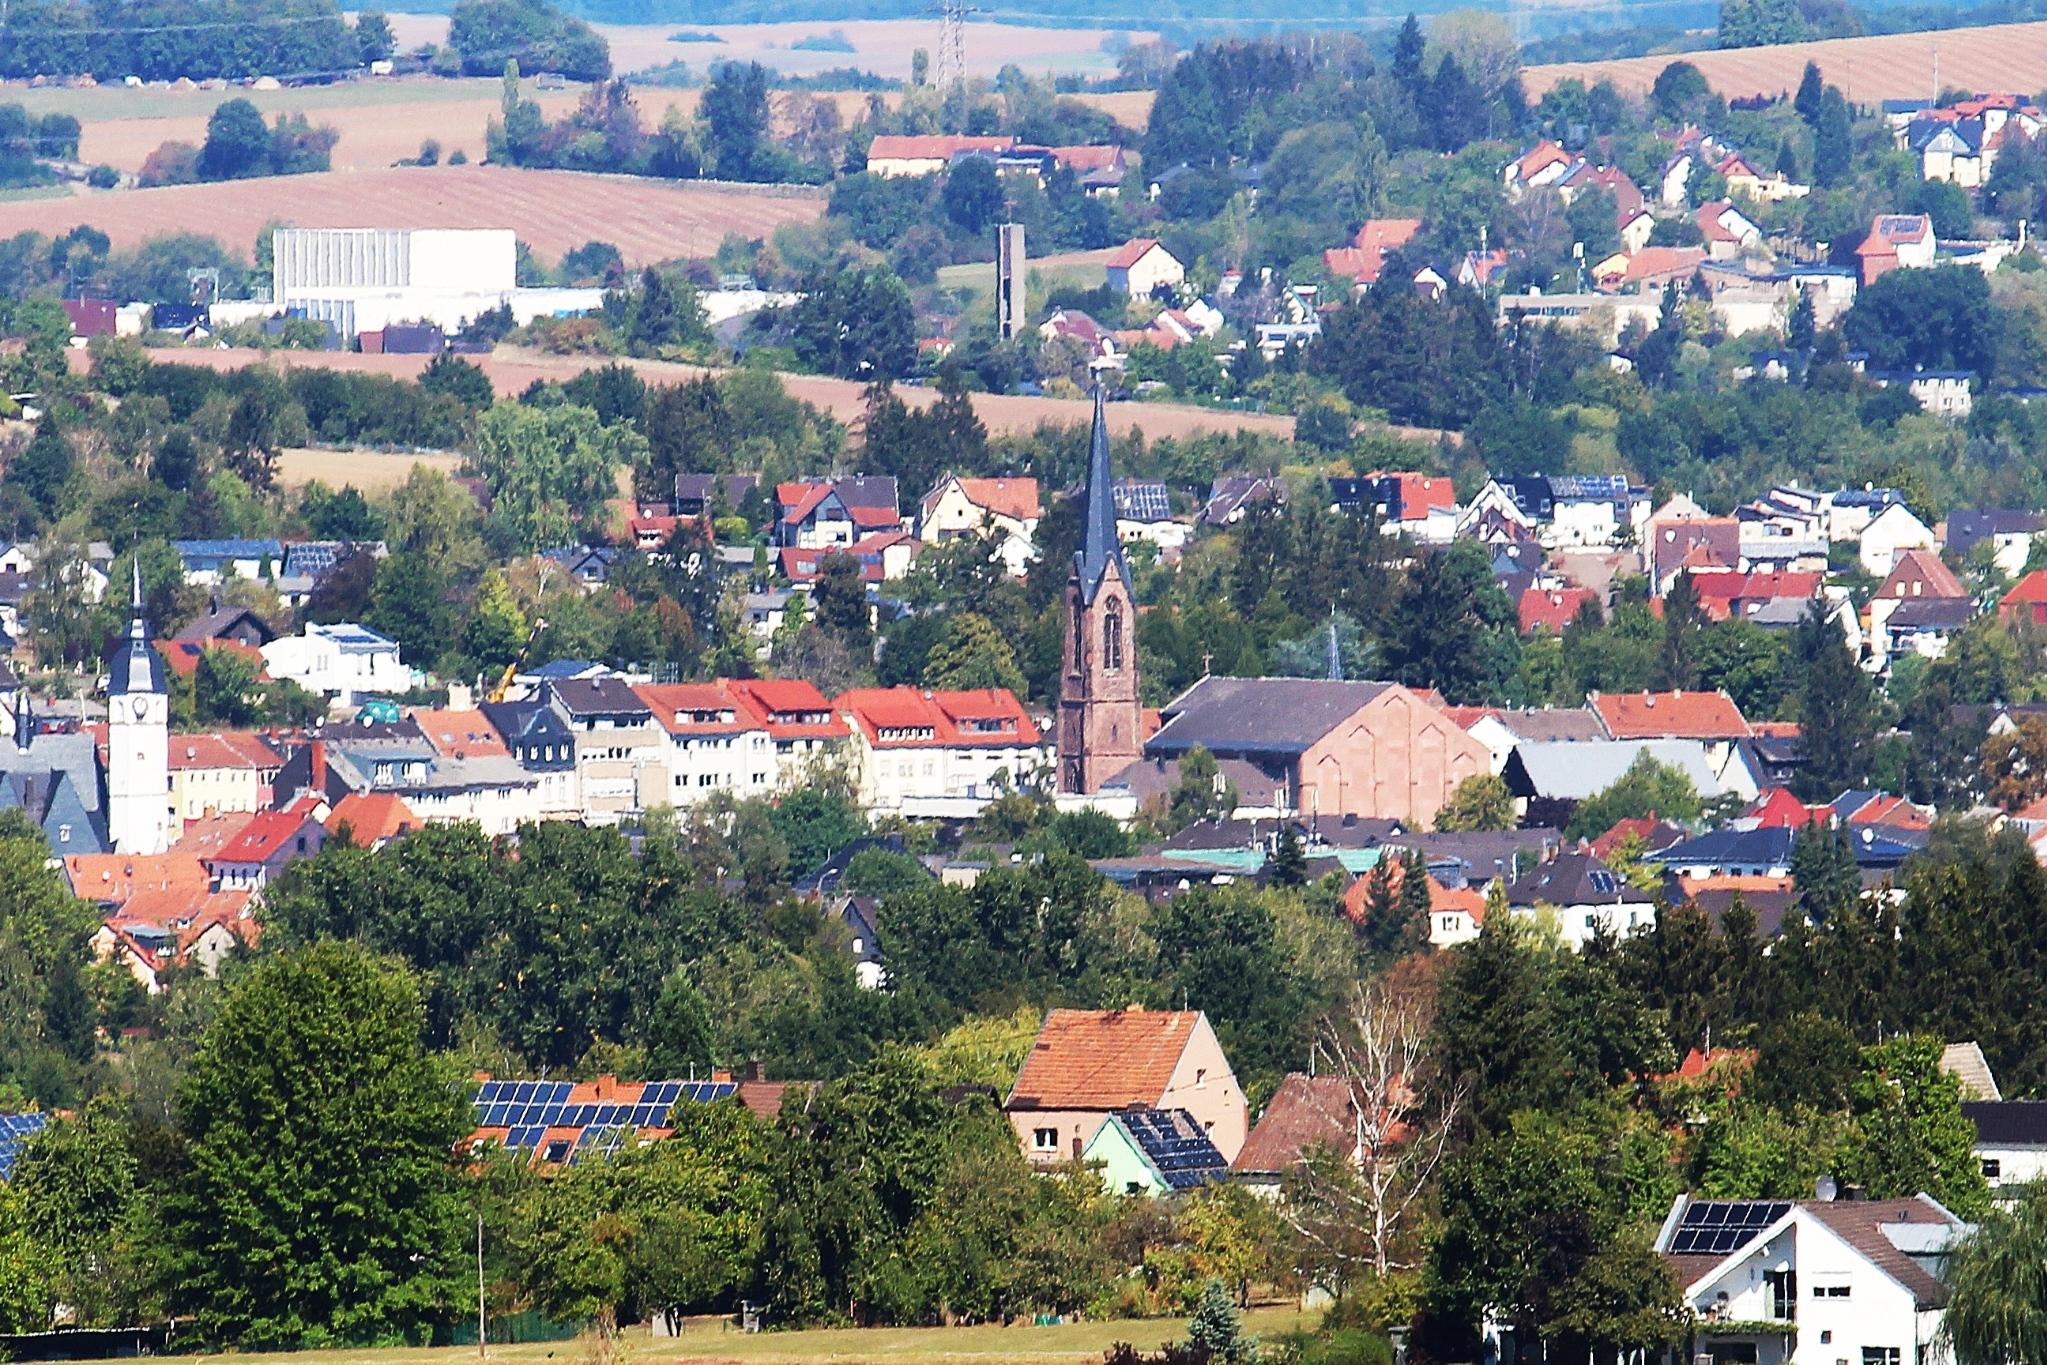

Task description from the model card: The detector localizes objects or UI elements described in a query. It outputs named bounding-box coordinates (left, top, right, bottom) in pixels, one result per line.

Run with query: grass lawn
left=174, top=1307, right=1317, bottom=1365
left=935, top=249, right=1114, bottom=312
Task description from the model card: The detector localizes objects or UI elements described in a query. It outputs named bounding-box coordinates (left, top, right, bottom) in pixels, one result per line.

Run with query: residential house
left=1505, top=851, right=1655, bottom=947
left=203, top=804, right=327, bottom=892
left=171, top=539, right=284, bottom=585
left=545, top=677, right=665, bottom=824
left=1201, top=475, right=1284, bottom=527
left=1963, top=1101, right=2047, bottom=1196
left=672, top=472, right=759, bottom=519
left=1006, top=1006, right=1249, bottom=1164
left=1692, top=569, right=1822, bottom=623
left=323, top=791, right=421, bottom=848
left=1140, top=676, right=1492, bottom=827
left=1504, top=738, right=1760, bottom=822
left=1519, top=586, right=1599, bottom=635
left=1347, top=471, right=1458, bottom=544
left=260, top=622, right=407, bottom=703
left=837, top=687, right=1045, bottom=816
left=1105, top=239, right=1184, bottom=298
left=0, top=723, right=107, bottom=854
left=1594, top=244, right=1708, bottom=291
left=1858, top=502, right=1941, bottom=576
left=1617, top=204, right=1656, bottom=253
left=774, top=477, right=901, bottom=549
left=724, top=678, right=849, bottom=785
left=2000, top=570, right=2047, bottom=626
left=1113, top=479, right=1192, bottom=554
left=778, top=532, right=919, bottom=584
left=1947, top=508, right=2044, bottom=576
left=173, top=600, right=275, bottom=649
left=1696, top=199, right=1762, bottom=257
left=1856, top=214, right=1937, bottom=285
left=540, top=544, right=619, bottom=587
left=1716, top=151, right=1809, bottom=202
left=1590, top=689, right=1753, bottom=768
left=1231, top=1072, right=1355, bottom=1194
left=1868, top=369, right=1975, bottom=420
left=1321, top=218, right=1421, bottom=292
left=167, top=731, right=280, bottom=822
left=1658, top=149, right=1693, bottom=205
left=1647, top=517, right=1741, bottom=593
left=1884, top=596, right=1976, bottom=663
left=918, top=475, right=1040, bottom=577
left=1456, top=706, right=1606, bottom=774
left=1651, top=1193, right=1965, bottom=1365
left=1504, top=139, right=1576, bottom=192
left=634, top=682, right=776, bottom=807
left=465, top=1072, right=757, bottom=1167
left=479, top=698, right=581, bottom=819
left=1081, top=1108, right=1231, bottom=1197
left=1653, top=825, right=1797, bottom=879
left=1041, top=308, right=1122, bottom=365
left=864, top=133, right=1015, bottom=177
left=1868, top=549, right=1971, bottom=656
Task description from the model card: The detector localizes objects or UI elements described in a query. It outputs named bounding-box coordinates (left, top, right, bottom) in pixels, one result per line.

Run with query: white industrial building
left=269, top=227, right=603, bottom=340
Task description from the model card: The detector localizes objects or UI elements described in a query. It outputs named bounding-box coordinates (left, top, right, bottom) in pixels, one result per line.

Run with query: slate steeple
left=1057, top=385, right=1141, bottom=794
left=1074, top=386, right=1130, bottom=605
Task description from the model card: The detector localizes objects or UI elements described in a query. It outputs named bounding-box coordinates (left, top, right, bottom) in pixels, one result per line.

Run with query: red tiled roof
left=1878, top=548, right=1967, bottom=600
left=65, top=852, right=208, bottom=906
left=723, top=678, right=850, bottom=740
left=166, top=731, right=280, bottom=771
left=635, top=682, right=763, bottom=737
left=410, top=708, right=511, bottom=760
left=157, top=638, right=268, bottom=680
left=210, top=807, right=320, bottom=865
left=1008, top=1007, right=1204, bottom=1110
left=1106, top=238, right=1163, bottom=271
left=1749, top=787, right=1829, bottom=828
left=950, top=477, right=1039, bottom=521
left=115, top=885, right=251, bottom=931
left=866, top=134, right=1013, bottom=162
left=324, top=792, right=421, bottom=845
left=1589, top=690, right=1751, bottom=740
left=1618, top=245, right=1708, bottom=284
left=1520, top=586, right=1598, bottom=634
left=1512, top=139, right=1573, bottom=181
left=1048, top=144, right=1125, bottom=172
left=1232, top=1072, right=1353, bottom=1173
left=835, top=686, right=1039, bottom=748
left=2003, top=570, right=2047, bottom=606
left=1367, top=470, right=1455, bottom=521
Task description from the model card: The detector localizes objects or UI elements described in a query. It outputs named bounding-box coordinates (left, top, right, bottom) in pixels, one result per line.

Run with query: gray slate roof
left=1505, top=738, right=1728, bottom=801
left=1150, top=676, right=1391, bottom=758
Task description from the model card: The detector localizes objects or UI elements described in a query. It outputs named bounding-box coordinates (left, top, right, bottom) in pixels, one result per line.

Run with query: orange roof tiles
left=724, top=677, right=850, bottom=741
left=410, top=708, right=512, bottom=760
left=1233, top=1072, right=1354, bottom=1173
left=836, top=687, right=1040, bottom=748
left=1589, top=690, right=1751, bottom=740
left=65, top=852, right=208, bottom=906
left=1009, top=1007, right=1204, bottom=1111
left=1520, top=586, right=1599, bottom=634
left=211, top=807, right=321, bottom=864
left=950, top=477, right=1040, bottom=522
left=325, top=792, right=421, bottom=845
left=866, top=133, right=1013, bottom=162
left=1878, top=548, right=1967, bottom=600
left=1106, top=237, right=1164, bottom=270
left=165, top=731, right=281, bottom=771
left=2004, top=570, right=2047, bottom=605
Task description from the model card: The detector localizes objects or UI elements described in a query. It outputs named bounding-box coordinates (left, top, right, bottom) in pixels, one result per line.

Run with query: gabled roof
left=1149, top=676, right=1392, bottom=757
left=1658, top=1193, right=1962, bottom=1310
left=725, top=678, right=849, bottom=740
left=1102, top=1107, right=1230, bottom=1190
left=1506, top=851, right=1645, bottom=906
left=1008, top=1007, right=1210, bottom=1111
left=1106, top=237, right=1167, bottom=271
left=174, top=602, right=275, bottom=645
left=65, top=851, right=209, bottom=906
left=941, top=476, right=1039, bottom=522
left=635, top=682, right=764, bottom=738
left=1510, top=139, right=1574, bottom=182
left=1877, top=548, right=1967, bottom=600
left=166, top=731, right=280, bottom=772
left=835, top=687, right=1039, bottom=748
left=211, top=806, right=321, bottom=865
left=1942, top=1042, right=2001, bottom=1101
left=410, top=708, right=511, bottom=760
left=1519, top=586, right=1598, bottom=634
left=866, top=133, right=1013, bottom=162
left=324, top=792, right=420, bottom=845
left=1590, top=690, right=1749, bottom=741
left=2003, top=570, right=2047, bottom=606
left=1858, top=213, right=1933, bottom=255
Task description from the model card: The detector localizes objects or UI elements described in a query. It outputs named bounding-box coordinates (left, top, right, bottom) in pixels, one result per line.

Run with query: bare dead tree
left=1283, top=960, right=1465, bottom=1289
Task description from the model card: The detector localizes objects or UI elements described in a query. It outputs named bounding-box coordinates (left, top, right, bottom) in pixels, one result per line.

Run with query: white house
left=837, top=687, right=1046, bottom=818
left=1870, top=370, right=1975, bottom=421
left=1105, top=238, right=1184, bottom=299
left=918, top=475, right=1041, bottom=578
left=1963, top=1101, right=2047, bottom=1198
left=1858, top=503, right=1941, bottom=577
left=1651, top=1193, right=1967, bottom=1365
left=260, top=623, right=409, bottom=703
left=1503, top=851, right=1655, bottom=949
left=634, top=682, right=777, bottom=807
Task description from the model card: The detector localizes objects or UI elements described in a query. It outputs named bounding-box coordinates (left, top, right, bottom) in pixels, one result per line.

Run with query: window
left=1863, top=1351, right=1900, bottom=1365
left=1103, top=600, right=1124, bottom=672
left=1032, top=1127, right=1058, bottom=1152
left=1983, top=1158, right=2003, bottom=1178
left=1813, top=1283, right=1851, bottom=1300
left=1764, top=1269, right=1795, bottom=1321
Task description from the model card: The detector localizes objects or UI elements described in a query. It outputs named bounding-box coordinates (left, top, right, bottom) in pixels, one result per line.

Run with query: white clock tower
left=106, top=561, right=170, bottom=856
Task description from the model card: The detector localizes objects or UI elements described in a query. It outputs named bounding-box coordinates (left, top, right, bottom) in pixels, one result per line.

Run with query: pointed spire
left=1326, top=613, right=1342, bottom=681
left=131, top=556, right=143, bottom=612
left=1073, top=383, right=1128, bottom=604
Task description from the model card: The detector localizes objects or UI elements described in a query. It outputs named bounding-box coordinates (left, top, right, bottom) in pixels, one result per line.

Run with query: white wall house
left=635, top=682, right=778, bottom=807
left=1963, top=1101, right=2047, bottom=1198
left=838, top=688, right=1047, bottom=818
left=260, top=623, right=409, bottom=703
left=1859, top=504, right=1940, bottom=577
left=1651, top=1194, right=1966, bottom=1365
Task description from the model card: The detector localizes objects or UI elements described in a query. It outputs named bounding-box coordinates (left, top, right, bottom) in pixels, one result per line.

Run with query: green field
left=175, top=1307, right=1317, bottom=1365
left=936, top=249, right=1113, bottom=311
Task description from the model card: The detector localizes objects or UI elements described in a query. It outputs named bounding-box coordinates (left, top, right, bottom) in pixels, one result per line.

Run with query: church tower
left=1058, top=388, right=1141, bottom=794
left=106, top=562, right=170, bottom=856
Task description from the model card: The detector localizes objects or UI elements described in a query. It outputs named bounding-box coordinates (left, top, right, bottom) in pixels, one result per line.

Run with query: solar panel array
left=1114, top=482, right=1172, bottom=521
left=0, top=1112, right=50, bottom=1181
left=471, top=1080, right=737, bottom=1163
left=1588, top=870, right=1619, bottom=895
left=1121, top=1109, right=1228, bottom=1191
left=1549, top=474, right=1630, bottom=500
left=1668, top=1200, right=1791, bottom=1256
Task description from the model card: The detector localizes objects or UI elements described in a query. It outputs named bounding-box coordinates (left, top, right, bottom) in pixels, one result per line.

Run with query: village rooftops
left=1008, top=1007, right=1209, bottom=1112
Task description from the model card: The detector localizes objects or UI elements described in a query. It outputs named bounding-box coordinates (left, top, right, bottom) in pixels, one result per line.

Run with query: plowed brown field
left=5, top=164, right=825, bottom=264
left=1523, top=20, right=2047, bottom=101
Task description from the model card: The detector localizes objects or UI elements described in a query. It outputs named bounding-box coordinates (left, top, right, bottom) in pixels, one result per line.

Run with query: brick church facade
left=1057, top=390, right=1142, bottom=794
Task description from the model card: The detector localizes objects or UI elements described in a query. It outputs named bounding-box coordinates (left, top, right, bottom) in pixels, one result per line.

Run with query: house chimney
left=447, top=681, right=475, bottom=712
left=309, top=739, right=326, bottom=794
left=743, top=1058, right=763, bottom=1082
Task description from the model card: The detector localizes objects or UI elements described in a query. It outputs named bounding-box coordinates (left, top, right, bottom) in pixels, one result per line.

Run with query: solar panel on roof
left=1114, top=483, right=1172, bottom=521
left=1668, top=1200, right=1791, bottom=1255
left=1120, top=1110, right=1228, bottom=1190
left=0, top=1112, right=48, bottom=1182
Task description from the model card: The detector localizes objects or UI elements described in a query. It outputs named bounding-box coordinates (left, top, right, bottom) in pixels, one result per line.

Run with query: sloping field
left=4, top=164, right=825, bottom=264
left=1523, top=20, right=2047, bottom=101
left=70, top=346, right=1298, bottom=441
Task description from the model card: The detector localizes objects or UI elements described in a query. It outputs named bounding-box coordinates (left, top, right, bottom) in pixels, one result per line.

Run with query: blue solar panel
left=0, top=1112, right=48, bottom=1181
left=1113, top=481, right=1172, bottom=522
left=1668, top=1201, right=1791, bottom=1255
left=1119, top=1109, right=1227, bottom=1190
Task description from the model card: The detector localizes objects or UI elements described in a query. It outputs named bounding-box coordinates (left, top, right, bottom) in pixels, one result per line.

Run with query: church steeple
left=106, top=555, right=169, bottom=856
left=1074, top=385, right=1129, bottom=604
left=1057, top=387, right=1141, bottom=795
